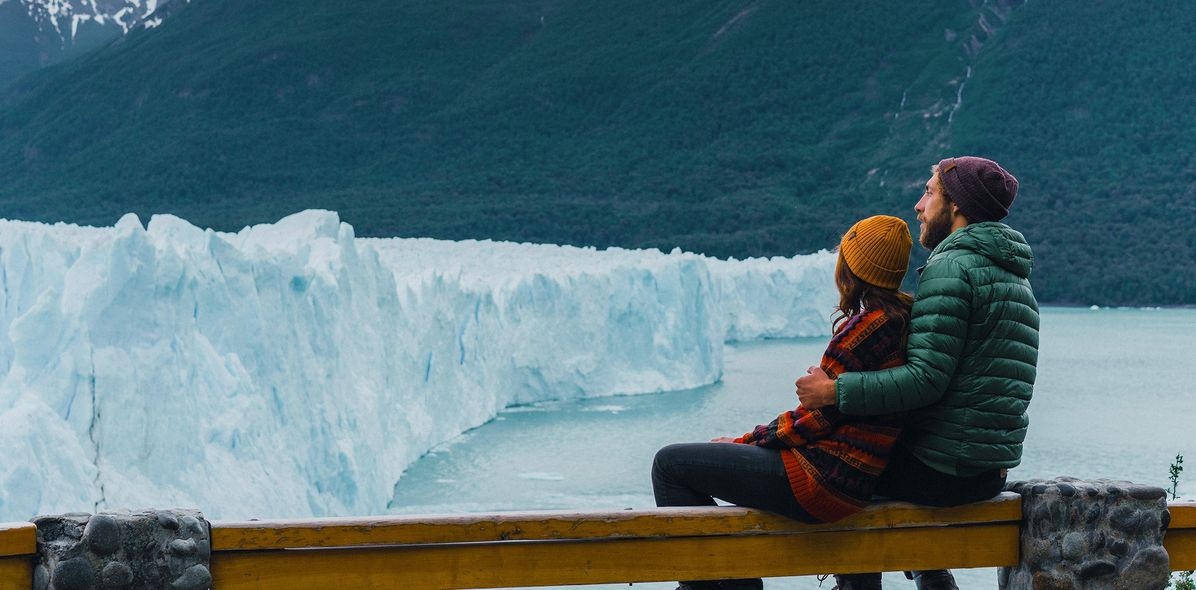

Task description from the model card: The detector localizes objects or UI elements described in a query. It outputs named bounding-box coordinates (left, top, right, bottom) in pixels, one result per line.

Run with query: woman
left=651, top=215, right=915, bottom=590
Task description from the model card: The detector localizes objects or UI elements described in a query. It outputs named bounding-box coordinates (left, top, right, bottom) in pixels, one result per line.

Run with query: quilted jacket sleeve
left=835, top=257, right=971, bottom=416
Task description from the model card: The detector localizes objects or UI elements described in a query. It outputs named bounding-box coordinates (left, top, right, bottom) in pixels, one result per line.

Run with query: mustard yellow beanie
left=839, top=215, right=912, bottom=289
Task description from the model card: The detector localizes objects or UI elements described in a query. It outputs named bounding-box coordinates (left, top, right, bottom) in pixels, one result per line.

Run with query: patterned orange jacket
left=736, top=309, right=907, bottom=522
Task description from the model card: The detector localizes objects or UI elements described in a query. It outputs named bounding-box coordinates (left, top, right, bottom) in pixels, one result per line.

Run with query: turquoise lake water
left=387, top=307, right=1196, bottom=589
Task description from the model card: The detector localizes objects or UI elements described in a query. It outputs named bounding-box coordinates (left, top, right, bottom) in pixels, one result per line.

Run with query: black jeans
left=652, top=442, right=816, bottom=522
left=652, top=442, right=813, bottom=590
left=875, top=444, right=1007, bottom=506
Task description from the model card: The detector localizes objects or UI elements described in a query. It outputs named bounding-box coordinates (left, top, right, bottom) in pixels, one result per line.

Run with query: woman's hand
left=795, top=366, right=836, bottom=409
left=710, top=436, right=738, bottom=443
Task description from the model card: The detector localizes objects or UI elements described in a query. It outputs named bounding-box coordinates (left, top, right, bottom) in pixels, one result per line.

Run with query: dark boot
left=675, top=583, right=722, bottom=590
left=718, top=579, right=763, bottom=590
left=910, top=569, right=958, bottom=590
left=832, top=573, right=882, bottom=590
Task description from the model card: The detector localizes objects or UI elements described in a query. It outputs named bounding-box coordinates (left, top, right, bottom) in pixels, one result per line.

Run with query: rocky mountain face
left=0, top=0, right=186, bottom=88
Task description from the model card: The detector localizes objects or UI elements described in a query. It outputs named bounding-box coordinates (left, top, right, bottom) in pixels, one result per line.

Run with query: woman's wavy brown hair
left=832, top=252, right=915, bottom=340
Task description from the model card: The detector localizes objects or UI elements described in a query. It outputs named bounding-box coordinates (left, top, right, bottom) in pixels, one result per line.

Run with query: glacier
left=0, top=210, right=835, bottom=521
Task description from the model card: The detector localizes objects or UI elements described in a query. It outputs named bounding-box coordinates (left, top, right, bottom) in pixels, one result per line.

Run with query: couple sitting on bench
left=652, top=157, right=1038, bottom=590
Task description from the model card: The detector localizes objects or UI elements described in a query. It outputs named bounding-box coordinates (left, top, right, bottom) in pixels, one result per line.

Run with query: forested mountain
left=0, top=0, right=1192, bottom=305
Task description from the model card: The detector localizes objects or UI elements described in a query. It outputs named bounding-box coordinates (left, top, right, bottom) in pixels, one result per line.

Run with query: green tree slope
left=0, top=0, right=1192, bottom=305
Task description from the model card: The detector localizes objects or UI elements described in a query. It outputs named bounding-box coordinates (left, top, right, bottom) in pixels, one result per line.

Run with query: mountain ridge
left=0, top=0, right=1193, bottom=305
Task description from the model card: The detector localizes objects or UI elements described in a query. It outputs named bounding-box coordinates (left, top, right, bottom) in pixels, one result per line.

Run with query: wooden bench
left=0, top=521, right=35, bottom=590
left=0, top=496, right=1192, bottom=589
left=209, top=493, right=1017, bottom=588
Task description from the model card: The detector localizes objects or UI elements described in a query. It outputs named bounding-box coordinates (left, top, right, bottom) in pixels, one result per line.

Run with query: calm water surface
left=388, top=307, right=1196, bottom=589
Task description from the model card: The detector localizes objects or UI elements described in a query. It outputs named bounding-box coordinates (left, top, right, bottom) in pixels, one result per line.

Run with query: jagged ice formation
left=0, top=210, right=835, bottom=520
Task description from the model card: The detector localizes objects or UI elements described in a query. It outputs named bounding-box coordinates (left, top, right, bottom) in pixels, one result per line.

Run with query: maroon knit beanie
left=936, top=156, right=1019, bottom=222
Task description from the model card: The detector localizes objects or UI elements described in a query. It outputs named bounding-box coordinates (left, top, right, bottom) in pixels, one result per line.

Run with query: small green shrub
left=1169, top=453, right=1193, bottom=590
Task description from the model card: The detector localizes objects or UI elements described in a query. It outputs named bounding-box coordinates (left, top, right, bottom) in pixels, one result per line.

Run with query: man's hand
left=710, top=436, right=738, bottom=444
left=795, top=366, right=836, bottom=409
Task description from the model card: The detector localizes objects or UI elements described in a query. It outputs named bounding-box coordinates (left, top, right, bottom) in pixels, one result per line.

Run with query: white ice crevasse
left=0, top=210, right=836, bottom=521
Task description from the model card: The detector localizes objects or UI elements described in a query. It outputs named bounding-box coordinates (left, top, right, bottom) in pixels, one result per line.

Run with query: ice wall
left=0, top=210, right=835, bottom=520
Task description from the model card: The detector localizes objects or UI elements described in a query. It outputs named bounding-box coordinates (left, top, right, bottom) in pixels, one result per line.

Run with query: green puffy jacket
left=835, top=222, right=1039, bottom=476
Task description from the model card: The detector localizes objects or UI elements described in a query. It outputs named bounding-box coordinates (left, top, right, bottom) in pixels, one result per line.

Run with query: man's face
left=915, top=172, right=954, bottom=250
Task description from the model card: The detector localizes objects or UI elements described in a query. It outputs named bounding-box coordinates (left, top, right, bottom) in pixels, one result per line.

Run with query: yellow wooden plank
left=0, top=523, right=35, bottom=558
left=1167, top=528, right=1196, bottom=571
left=211, top=523, right=1019, bottom=589
left=0, top=557, right=32, bottom=590
left=1170, top=502, right=1196, bottom=530
left=212, top=493, right=1021, bottom=551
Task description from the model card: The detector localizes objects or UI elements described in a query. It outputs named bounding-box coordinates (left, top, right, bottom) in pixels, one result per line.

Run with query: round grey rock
left=1078, top=559, right=1116, bottom=580
left=33, top=564, right=49, bottom=590
left=1138, top=511, right=1161, bottom=533
left=171, top=564, right=212, bottom=590
left=156, top=511, right=179, bottom=530
left=102, top=561, right=134, bottom=588
left=1109, top=506, right=1139, bottom=532
left=1109, top=539, right=1130, bottom=557
left=1061, top=531, right=1086, bottom=561
left=83, top=514, right=121, bottom=555
left=168, top=538, right=197, bottom=556
left=51, top=557, right=94, bottom=590
left=1030, top=571, right=1075, bottom=590
left=180, top=515, right=205, bottom=536
left=1127, top=484, right=1165, bottom=500
left=1116, top=547, right=1170, bottom=590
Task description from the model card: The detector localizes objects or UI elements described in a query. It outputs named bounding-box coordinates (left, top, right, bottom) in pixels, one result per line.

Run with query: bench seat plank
left=211, top=523, right=1020, bottom=590
left=1169, top=501, right=1196, bottom=529
left=0, top=523, right=35, bottom=558
left=211, top=492, right=1022, bottom=551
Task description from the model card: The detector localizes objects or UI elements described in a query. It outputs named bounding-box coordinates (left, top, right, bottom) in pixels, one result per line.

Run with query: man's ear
left=949, top=202, right=972, bottom=227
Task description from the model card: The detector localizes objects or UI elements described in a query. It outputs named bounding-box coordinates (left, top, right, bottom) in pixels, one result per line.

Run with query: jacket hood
left=931, top=222, right=1034, bottom=278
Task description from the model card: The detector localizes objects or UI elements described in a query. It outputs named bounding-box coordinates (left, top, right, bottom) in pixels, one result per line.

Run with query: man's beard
left=919, top=207, right=954, bottom=250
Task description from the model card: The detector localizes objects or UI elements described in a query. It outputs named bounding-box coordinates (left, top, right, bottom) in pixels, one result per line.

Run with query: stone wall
left=33, top=510, right=210, bottom=590
left=1000, top=477, right=1171, bottom=590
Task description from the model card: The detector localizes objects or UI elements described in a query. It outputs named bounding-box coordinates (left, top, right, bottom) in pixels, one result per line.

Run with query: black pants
left=652, top=442, right=812, bottom=589
left=652, top=442, right=816, bottom=523
left=652, top=442, right=1007, bottom=516
left=875, top=444, right=1007, bottom=506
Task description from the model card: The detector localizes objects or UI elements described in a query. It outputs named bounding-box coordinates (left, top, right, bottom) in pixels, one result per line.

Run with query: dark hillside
left=0, top=0, right=1192, bottom=305
left=949, top=1, right=1196, bottom=304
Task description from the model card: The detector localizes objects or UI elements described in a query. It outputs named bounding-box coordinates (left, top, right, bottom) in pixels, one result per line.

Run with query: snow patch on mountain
left=17, top=0, right=182, bottom=43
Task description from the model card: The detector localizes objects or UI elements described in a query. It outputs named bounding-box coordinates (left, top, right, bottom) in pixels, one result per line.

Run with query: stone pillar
left=33, top=510, right=211, bottom=590
left=1000, top=477, right=1171, bottom=590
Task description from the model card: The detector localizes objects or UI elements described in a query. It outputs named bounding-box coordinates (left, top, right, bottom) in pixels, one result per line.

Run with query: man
left=796, top=156, right=1039, bottom=590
